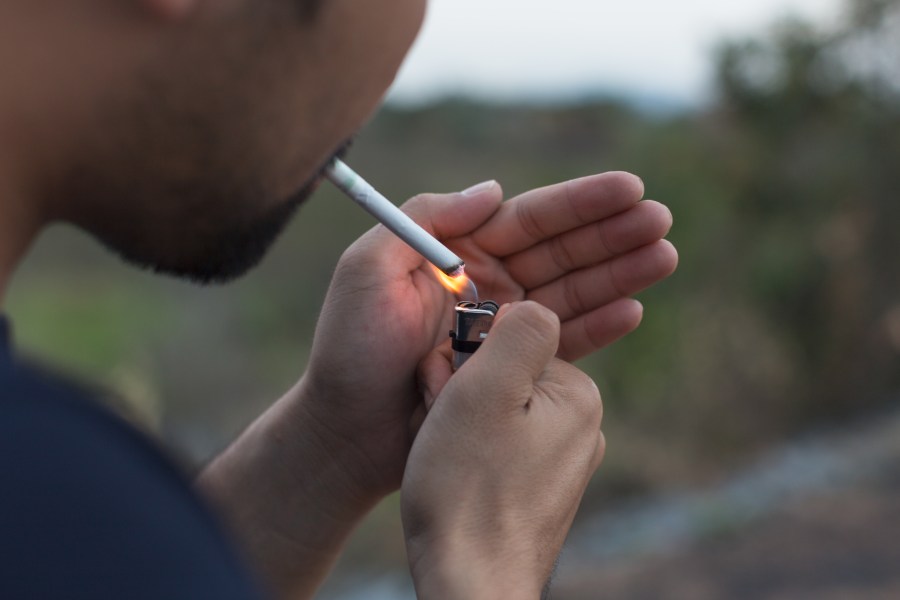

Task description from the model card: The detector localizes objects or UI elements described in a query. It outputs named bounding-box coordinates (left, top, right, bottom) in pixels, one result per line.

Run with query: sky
left=387, top=0, right=844, bottom=107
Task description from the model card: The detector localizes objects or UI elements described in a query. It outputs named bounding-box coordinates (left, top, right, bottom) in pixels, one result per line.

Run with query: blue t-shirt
left=0, top=319, right=266, bottom=599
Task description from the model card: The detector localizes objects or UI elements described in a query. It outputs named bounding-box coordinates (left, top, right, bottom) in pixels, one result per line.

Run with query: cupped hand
left=296, top=173, right=677, bottom=498
left=402, top=301, right=605, bottom=599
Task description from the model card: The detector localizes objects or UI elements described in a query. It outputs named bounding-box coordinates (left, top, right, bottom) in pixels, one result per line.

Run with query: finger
left=465, top=302, right=561, bottom=399
left=504, top=200, right=673, bottom=290
left=592, top=431, right=607, bottom=472
left=471, top=172, right=644, bottom=258
left=352, top=182, right=504, bottom=273
left=528, top=240, right=678, bottom=323
left=417, top=340, right=454, bottom=412
left=408, top=403, right=427, bottom=438
left=557, top=298, right=644, bottom=362
left=404, top=181, right=504, bottom=240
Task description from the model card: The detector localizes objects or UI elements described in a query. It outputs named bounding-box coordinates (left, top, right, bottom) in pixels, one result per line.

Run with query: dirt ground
left=555, top=464, right=900, bottom=600
left=319, top=410, right=900, bottom=600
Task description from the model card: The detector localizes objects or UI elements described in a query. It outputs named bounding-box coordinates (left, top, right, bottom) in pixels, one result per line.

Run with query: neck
left=0, top=5, right=98, bottom=307
left=0, top=39, right=39, bottom=308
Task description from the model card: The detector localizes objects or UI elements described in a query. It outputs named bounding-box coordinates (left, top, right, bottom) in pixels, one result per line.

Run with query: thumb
left=350, top=181, right=503, bottom=273
left=353, top=182, right=504, bottom=274
left=417, top=340, right=454, bottom=413
left=467, top=301, right=561, bottom=390
left=401, top=181, right=504, bottom=241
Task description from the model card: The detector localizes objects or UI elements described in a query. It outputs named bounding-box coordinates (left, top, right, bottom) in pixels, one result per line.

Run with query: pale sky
left=388, top=0, right=843, bottom=106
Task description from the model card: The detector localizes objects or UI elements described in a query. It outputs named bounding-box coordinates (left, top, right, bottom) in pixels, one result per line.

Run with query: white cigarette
left=326, top=159, right=465, bottom=277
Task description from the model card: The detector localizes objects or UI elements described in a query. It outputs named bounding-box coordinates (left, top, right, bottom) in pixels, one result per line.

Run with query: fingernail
left=461, top=180, right=496, bottom=197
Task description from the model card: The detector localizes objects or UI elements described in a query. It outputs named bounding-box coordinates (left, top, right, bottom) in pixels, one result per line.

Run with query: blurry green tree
left=590, top=0, right=900, bottom=496
left=709, top=0, right=900, bottom=431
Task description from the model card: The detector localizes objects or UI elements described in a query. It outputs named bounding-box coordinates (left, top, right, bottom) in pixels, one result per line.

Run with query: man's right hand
left=402, top=301, right=605, bottom=599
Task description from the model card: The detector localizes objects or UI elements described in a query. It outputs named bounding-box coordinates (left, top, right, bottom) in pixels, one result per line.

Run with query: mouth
left=316, top=137, right=356, bottom=179
left=287, top=136, right=357, bottom=203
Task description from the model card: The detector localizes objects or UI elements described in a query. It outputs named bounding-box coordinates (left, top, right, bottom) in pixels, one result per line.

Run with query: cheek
left=240, top=0, right=428, bottom=199
left=311, top=0, right=426, bottom=122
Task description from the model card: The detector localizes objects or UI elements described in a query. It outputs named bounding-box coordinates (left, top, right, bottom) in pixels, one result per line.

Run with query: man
left=0, top=1, right=678, bottom=598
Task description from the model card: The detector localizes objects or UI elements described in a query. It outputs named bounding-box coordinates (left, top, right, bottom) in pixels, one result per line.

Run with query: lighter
left=450, top=301, right=500, bottom=371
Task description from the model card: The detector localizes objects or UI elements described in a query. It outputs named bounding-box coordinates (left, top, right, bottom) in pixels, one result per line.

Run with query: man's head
left=1, top=0, right=425, bottom=282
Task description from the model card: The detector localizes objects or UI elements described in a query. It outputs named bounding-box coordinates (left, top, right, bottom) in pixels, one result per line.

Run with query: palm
left=303, top=172, right=677, bottom=492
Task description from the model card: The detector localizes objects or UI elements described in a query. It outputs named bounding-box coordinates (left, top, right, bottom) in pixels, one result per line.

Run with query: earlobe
left=140, top=0, right=199, bottom=21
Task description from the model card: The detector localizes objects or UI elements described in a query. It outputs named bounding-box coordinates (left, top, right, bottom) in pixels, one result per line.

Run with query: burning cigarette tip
left=445, top=265, right=466, bottom=278
left=433, top=265, right=479, bottom=302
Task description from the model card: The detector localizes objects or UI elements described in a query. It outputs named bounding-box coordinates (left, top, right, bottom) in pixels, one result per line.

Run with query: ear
left=139, top=0, right=201, bottom=21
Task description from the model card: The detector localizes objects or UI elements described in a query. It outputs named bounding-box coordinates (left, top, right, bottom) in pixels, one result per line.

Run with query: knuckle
left=546, top=360, right=603, bottom=425
left=336, top=237, right=385, bottom=277
left=570, top=369, right=603, bottom=424
left=401, top=193, right=431, bottom=217
left=580, top=392, right=603, bottom=427
left=406, top=192, right=430, bottom=206
left=563, top=273, right=586, bottom=316
left=336, top=243, right=366, bottom=274
left=515, top=196, right=546, bottom=241
left=549, top=234, right=577, bottom=272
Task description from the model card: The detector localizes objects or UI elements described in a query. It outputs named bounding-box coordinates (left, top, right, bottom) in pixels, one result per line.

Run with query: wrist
left=201, top=387, right=381, bottom=520
left=197, top=381, right=385, bottom=596
left=407, top=532, right=545, bottom=600
left=290, top=372, right=400, bottom=500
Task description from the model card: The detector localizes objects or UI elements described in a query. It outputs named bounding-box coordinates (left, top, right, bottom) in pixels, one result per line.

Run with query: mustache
left=283, top=135, right=356, bottom=208
left=283, top=135, right=356, bottom=211
left=313, top=136, right=356, bottom=181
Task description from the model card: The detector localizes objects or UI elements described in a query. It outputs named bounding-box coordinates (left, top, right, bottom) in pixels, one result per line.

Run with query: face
left=57, top=0, right=426, bottom=283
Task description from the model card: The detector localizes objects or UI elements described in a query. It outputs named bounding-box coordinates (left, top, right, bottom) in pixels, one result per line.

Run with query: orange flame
left=432, top=265, right=475, bottom=299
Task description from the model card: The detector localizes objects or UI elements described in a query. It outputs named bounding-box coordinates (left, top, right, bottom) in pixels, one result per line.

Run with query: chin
left=107, top=180, right=315, bottom=285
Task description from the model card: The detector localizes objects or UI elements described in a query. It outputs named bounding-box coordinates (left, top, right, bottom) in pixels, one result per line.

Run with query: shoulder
left=0, top=362, right=265, bottom=600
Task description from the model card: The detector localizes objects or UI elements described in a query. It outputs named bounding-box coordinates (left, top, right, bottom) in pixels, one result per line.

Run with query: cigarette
left=325, top=159, right=465, bottom=277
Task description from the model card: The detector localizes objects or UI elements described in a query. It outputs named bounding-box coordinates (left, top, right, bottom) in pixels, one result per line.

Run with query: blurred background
left=8, top=0, right=900, bottom=597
